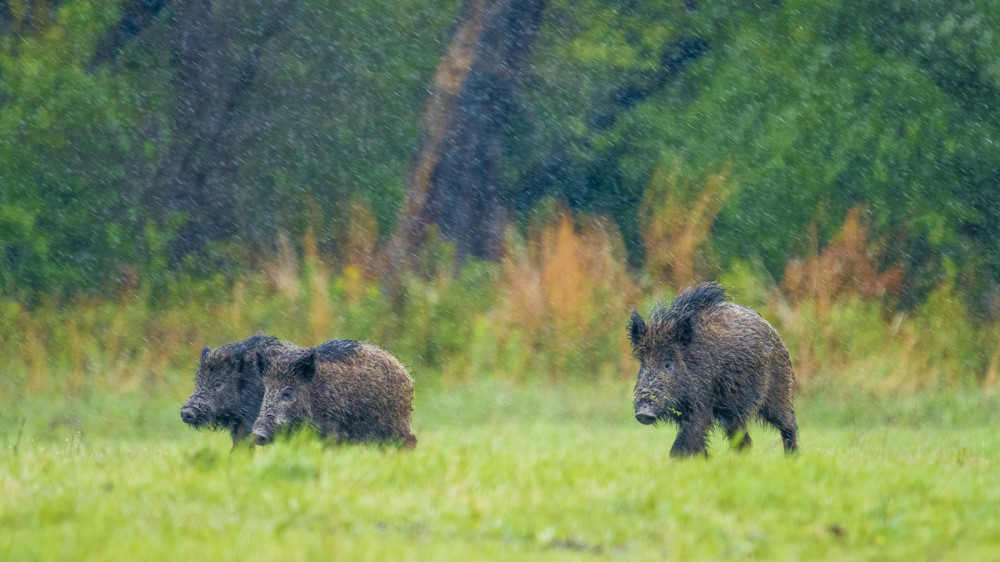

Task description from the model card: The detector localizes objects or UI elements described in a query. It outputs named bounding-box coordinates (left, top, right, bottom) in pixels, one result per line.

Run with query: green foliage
left=1, top=0, right=462, bottom=297
left=523, top=0, right=1000, bottom=297
left=216, top=0, right=462, bottom=241
left=3, top=0, right=1000, bottom=301
left=0, top=1, right=145, bottom=296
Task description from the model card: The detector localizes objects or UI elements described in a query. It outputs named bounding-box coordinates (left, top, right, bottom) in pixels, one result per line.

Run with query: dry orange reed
left=640, top=158, right=737, bottom=288
left=7, top=194, right=999, bottom=398
left=493, top=211, right=637, bottom=379
left=783, top=207, right=903, bottom=316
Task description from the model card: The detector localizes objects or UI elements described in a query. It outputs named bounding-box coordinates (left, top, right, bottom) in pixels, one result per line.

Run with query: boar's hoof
left=635, top=406, right=657, bottom=425
left=180, top=407, right=198, bottom=425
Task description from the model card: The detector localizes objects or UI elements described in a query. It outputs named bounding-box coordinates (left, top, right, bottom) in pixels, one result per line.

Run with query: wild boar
left=250, top=339, right=416, bottom=448
left=180, top=334, right=286, bottom=445
left=629, top=282, right=798, bottom=456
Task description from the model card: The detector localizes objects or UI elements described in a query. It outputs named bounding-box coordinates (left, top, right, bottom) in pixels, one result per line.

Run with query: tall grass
left=485, top=211, right=636, bottom=381
left=2, top=171, right=998, bottom=402
left=759, top=208, right=991, bottom=395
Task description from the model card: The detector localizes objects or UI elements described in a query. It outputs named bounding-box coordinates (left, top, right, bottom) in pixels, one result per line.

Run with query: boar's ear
left=201, top=345, right=210, bottom=362
left=233, top=354, right=249, bottom=390
left=675, top=316, right=695, bottom=346
left=253, top=350, right=268, bottom=376
left=236, top=350, right=256, bottom=376
left=292, top=352, right=316, bottom=383
left=627, top=309, right=647, bottom=350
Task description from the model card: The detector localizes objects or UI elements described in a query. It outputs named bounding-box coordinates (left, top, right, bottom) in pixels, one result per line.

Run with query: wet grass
left=2, top=379, right=999, bottom=560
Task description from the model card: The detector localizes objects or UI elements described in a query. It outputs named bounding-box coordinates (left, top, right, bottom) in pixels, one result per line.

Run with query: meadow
left=3, top=211, right=1000, bottom=560
left=3, top=379, right=999, bottom=561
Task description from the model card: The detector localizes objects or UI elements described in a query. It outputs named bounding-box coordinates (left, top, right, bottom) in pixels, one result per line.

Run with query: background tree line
left=2, top=0, right=999, bottom=311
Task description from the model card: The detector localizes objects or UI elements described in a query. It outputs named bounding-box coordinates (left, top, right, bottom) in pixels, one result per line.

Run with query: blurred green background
left=3, top=0, right=1000, bottom=395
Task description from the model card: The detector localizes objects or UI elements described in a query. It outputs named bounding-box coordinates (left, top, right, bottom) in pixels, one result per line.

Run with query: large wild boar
left=180, top=334, right=286, bottom=445
left=250, top=339, right=417, bottom=448
left=628, top=282, right=798, bottom=457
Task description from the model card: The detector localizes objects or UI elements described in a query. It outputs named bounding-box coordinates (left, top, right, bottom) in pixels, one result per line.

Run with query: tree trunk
left=381, top=0, right=547, bottom=274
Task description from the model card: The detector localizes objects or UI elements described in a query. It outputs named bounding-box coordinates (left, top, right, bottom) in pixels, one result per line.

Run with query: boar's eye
left=662, top=360, right=673, bottom=371
left=281, top=388, right=294, bottom=401
left=214, top=380, right=225, bottom=391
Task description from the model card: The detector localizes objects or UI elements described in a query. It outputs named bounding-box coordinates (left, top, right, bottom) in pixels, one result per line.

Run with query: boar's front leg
left=670, top=409, right=713, bottom=458
left=231, top=422, right=252, bottom=448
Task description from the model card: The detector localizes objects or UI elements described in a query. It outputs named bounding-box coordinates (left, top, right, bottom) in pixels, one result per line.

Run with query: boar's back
left=314, top=339, right=362, bottom=363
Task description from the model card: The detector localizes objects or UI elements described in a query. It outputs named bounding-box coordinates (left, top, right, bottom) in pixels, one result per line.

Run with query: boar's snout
left=180, top=406, right=199, bottom=425
left=252, top=430, right=272, bottom=446
left=635, top=404, right=657, bottom=425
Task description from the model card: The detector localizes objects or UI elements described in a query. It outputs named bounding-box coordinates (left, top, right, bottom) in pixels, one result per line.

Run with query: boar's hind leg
left=670, top=411, right=713, bottom=458
left=761, top=406, right=798, bottom=454
left=402, top=432, right=417, bottom=449
left=724, top=423, right=753, bottom=451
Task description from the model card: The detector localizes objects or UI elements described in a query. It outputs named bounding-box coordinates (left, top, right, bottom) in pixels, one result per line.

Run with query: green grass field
left=3, top=379, right=999, bottom=560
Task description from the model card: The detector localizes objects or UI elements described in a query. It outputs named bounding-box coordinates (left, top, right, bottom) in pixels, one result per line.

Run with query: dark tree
left=382, top=0, right=547, bottom=272
left=150, top=0, right=298, bottom=262
left=90, top=0, right=298, bottom=266
left=0, top=2, right=12, bottom=34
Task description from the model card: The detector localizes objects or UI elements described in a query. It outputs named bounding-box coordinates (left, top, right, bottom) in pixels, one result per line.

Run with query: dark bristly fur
left=180, top=333, right=288, bottom=446
left=250, top=339, right=417, bottom=448
left=628, top=282, right=799, bottom=457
